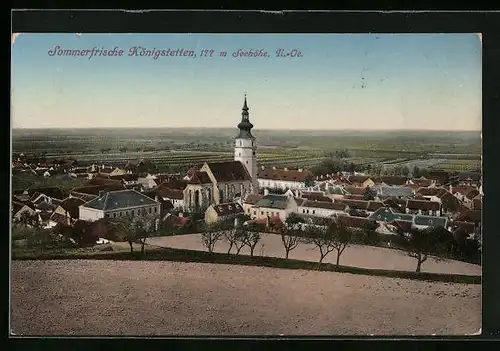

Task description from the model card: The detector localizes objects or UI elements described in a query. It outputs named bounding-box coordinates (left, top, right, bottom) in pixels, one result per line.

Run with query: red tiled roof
left=416, top=187, right=444, bottom=196
left=439, top=192, right=461, bottom=212
left=406, top=199, right=441, bottom=211
left=404, top=183, right=420, bottom=190
left=344, top=186, right=366, bottom=195
left=59, top=197, right=85, bottom=219
left=412, top=178, right=433, bottom=187
left=301, top=200, right=348, bottom=211
left=188, top=171, right=212, bottom=184
left=301, top=193, right=332, bottom=202
left=159, top=179, right=188, bottom=190
left=377, top=176, right=408, bottom=186
left=211, top=202, right=244, bottom=217
left=337, top=199, right=369, bottom=210
left=157, top=187, right=184, bottom=200
left=344, top=194, right=365, bottom=201
left=208, top=161, right=252, bottom=182
left=257, top=168, right=313, bottom=182
left=465, top=189, right=480, bottom=200
left=347, top=175, right=370, bottom=184
left=163, top=215, right=191, bottom=228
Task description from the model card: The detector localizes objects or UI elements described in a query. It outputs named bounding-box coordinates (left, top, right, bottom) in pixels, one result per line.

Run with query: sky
left=11, top=33, right=481, bottom=130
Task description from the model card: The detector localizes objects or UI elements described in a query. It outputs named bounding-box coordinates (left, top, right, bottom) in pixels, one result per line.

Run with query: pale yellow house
left=204, top=202, right=244, bottom=225
left=109, top=167, right=127, bottom=177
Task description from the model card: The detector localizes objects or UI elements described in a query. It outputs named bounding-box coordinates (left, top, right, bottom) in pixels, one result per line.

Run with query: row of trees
left=198, top=212, right=481, bottom=272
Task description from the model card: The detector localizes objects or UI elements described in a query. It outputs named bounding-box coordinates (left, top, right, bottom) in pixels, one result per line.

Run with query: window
left=132, top=210, right=135, bottom=216
left=261, top=211, right=264, bottom=215
left=246, top=161, right=248, bottom=164
left=253, top=151, right=256, bottom=156
left=119, top=212, right=123, bottom=217
left=105, top=213, right=109, bottom=218
left=307, top=210, right=309, bottom=214
left=113, top=213, right=116, bottom=218
left=312, top=210, right=315, bottom=215
left=239, top=141, right=242, bottom=146
left=149, top=207, right=152, bottom=214
left=239, top=153, right=241, bottom=157
left=154, top=207, right=157, bottom=213
left=302, top=209, right=305, bottom=213
left=253, top=211, right=256, bottom=215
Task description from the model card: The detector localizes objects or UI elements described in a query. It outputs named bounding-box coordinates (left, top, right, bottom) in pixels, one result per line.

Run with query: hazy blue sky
left=11, top=33, right=481, bottom=130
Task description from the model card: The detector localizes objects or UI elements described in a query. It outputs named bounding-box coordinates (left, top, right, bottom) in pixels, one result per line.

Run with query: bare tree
left=243, top=224, right=261, bottom=257
left=330, top=221, right=353, bottom=266
left=114, top=215, right=135, bottom=252
left=302, top=219, right=353, bottom=269
left=200, top=223, right=224, bottom=253
left=279, top=225, right=301, bottom=259
left=302, top=222, right=336, bottom=270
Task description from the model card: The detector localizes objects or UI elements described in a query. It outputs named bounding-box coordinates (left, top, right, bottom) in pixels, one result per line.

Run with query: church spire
left=237, top=94, right=254, bottom=139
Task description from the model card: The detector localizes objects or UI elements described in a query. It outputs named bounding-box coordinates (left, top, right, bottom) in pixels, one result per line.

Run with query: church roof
left=236, top=95, right=254, bottom=139
left=206, top=161, right=251, bottom=182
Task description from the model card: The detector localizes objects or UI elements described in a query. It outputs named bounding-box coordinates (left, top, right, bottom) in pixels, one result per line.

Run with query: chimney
left=99, top=190, right=104, bottom=197
left=264, top=188, right=269, bottom=196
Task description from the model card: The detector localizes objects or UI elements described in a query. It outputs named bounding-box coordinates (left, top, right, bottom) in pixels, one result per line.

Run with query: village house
left=204, top=202, right=245, bottom=225
left=369, top=207, right=414, bottom=223
left=124, top=159, right=157, bottom=174
left=156, top=187, right=185, bottom=209
left=299, top=191, right=333, bottom=203
left=183, top=161, right=253, bottom=213
left=372, top=185, right=414, bottom=200
left=405, top=199, right=441, bottom=216
left=248, top=192, right=300, bottom=223
left=346, top=175, right=374, bottom=188
left=11, top=200, right=37, bottom=224
left=415, top=187, right=445, bottom=202
left=109, top=173, right=140, bottom=186
left=449, top=186, right=480, bottom=209
left=47, top=197, right=85, bottom=228
left=242, top=193, right=264, bottom=216
left=79, top=189, right=161, bottom=222
left=257, top=166, right=314, bottom=190
left=138, top=173, right=158, bottom=190
left=336, top=199, right=385, bottom=217
left=23, top=186, right=65, bottom=202
left=297, top=200, right=349, bottom=218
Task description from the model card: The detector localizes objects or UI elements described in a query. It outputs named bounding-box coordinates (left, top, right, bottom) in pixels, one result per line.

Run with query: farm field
left=11, top=260, right=481, bottom=336
left=12, top=128, right=482, bottom=173
left=147, top=233, right=482, bottom=276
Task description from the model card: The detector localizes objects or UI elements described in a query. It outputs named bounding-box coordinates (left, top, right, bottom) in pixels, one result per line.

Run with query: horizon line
left=11, top=127, right=481, bottom=132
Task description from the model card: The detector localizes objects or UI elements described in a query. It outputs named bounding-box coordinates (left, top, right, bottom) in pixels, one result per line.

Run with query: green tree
left=396, top=226, right=443, bottom=273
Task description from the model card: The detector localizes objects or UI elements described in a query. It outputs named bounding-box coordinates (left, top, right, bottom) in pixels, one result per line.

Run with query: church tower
left=234, top=94, right=258, bottom=194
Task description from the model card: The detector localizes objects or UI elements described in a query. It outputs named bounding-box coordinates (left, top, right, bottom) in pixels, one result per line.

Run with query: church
left=182, top=95, right=259, bottom=213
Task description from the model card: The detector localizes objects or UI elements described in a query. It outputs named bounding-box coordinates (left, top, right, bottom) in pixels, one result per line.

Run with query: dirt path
left=11, top=260, right=481, bottom=336
left=147, top=233, right=481, bottom=276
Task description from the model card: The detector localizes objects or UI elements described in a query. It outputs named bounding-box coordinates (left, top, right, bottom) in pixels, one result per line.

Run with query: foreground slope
left=11, top=260, right=480, bottom=336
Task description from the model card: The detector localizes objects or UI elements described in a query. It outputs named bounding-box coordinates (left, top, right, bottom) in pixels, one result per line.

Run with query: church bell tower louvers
left=234, top=94, right=258, bottom=194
